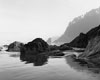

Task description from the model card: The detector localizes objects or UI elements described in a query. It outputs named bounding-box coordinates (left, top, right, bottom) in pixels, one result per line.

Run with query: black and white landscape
left=0, top=0, right=100, bottom=80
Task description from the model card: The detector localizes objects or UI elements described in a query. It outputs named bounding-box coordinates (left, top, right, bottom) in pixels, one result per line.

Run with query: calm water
left=0, top=51, right=100, bottom=80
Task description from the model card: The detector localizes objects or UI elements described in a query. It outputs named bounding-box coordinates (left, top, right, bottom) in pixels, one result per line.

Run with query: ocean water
left=0, top=51, right=100, bottom=80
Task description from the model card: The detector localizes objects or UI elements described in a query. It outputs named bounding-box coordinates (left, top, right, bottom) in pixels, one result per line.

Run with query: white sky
left=0, top=0, right=100, bottom=45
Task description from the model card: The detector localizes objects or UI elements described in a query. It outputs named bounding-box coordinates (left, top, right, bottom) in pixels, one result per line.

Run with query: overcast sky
left=0, top=0, right=100, bottom=45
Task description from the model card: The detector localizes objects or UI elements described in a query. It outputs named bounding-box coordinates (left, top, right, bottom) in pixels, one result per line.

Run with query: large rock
left=78, top=28, right=100, bottom=65
left=20, top=38, right=49, bottom=56
left=54, top=7, right=100, bottom=43
left=79, top=36, right=100, bottom=59
left=67, top=33, right=88, bottom=48
left=7, top=41, right=24, bottom=52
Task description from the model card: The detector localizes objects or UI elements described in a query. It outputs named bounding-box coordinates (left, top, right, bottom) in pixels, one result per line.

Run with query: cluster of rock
left=20, top=38, right=74, bottom=59
left=78, top=29, right=100, bottom=63
left=2, top=37, right=72, bottom=58
left=6, top=25, right=100, bottom=64
left=68, top=25, right=100, bottom=66
left=4, top=25, right=100, bottom=66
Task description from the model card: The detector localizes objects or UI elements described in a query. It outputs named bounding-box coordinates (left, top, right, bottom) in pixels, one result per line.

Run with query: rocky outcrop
left=79, top=36, right=100, bottom=59
left=20, top=38, right=49, bottom=56
left=7, top=41, right=24, bottom=52
left=78, top=25, right=100, bottom=65
left=67, top=33, right=88, bottom=48
left=54, top=7, right=100, bottom=43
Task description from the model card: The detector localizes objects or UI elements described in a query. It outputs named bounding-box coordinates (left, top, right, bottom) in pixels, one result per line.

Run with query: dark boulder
left=20, top=38, right=49, bottom=56
left=7, top=41, right=24, bottom=52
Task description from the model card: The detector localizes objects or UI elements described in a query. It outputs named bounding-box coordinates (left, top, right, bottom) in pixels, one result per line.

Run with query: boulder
left=7, top=41, right=24, bottom=52
left=20, top=38, right=49, bottom=56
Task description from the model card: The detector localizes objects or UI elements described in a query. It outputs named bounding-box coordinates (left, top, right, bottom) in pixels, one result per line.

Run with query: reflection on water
left=20, top=53, right=49, bottom=66
left=0, top=52, right=100, bottom=80
left=65, top=55, right=100, bottom=74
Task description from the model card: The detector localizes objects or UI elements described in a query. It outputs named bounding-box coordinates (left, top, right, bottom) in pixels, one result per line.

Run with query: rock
left=49, top=45, right=59, bottom=51
left=79, top=36, right=100, bottom=59
left=20, top=38, right=49, bottom=56
left=7, top=41, right=24, bottom=52
left=78, top=27, right=100, bottom=64
left=59, top=44, right=73, bottom=51
left=67, top=33, right=88, bottom=48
